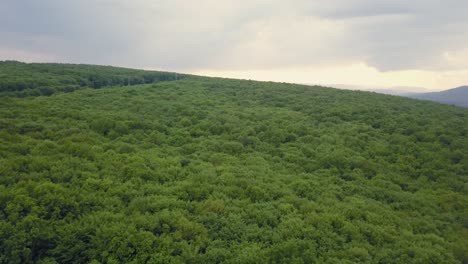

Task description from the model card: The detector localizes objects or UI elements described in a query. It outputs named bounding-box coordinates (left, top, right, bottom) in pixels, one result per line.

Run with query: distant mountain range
left=405, top=86, right=468, bottom=107
left=327, top=84, right=430, bottom=95
left=329, top=84, right=467, bottom=107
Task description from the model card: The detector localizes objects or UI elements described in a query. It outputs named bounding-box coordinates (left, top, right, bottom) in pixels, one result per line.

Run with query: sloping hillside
left=0, top=61, right=187, bottom=97
left=0, top=63, right=467, bottom=263
left=407, top=86, right=468, bottom=107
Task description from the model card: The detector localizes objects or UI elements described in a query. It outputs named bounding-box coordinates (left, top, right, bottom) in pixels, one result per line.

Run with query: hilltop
left=0, top=62, right=467, bottom=263
left=0, top=61, right=186, bottom=97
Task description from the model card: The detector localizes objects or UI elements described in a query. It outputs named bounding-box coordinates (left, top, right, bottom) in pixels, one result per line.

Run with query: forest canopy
left=0, top=61, right=186, bottom=97
left=0, top=62, right=467, bottom=263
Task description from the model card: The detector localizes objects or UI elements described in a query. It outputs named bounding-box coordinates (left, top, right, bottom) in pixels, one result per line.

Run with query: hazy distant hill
left=329, top=84, right=430, bottom=95
left=407, top=86, right=468, bottom=107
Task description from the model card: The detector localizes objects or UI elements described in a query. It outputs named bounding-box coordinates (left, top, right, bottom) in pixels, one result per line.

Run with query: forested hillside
left=0, top=64, right=467, bottom=263
left=0, top=61, right=186, bottom=97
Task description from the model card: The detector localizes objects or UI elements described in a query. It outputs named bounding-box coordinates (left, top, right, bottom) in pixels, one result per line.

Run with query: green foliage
left=0, top=61, right=188, bottom=97
left=0, top=65, right=467, bottom=263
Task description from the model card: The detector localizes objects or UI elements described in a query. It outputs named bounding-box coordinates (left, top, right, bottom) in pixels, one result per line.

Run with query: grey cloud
left=1, top=0, right=467, bottom=71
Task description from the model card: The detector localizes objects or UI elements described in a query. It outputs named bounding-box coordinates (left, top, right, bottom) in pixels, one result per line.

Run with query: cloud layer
left=1, top=0, right=468, bottom=74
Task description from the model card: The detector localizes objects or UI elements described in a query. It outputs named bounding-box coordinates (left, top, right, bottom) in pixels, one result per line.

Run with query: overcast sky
left=2, top=0, right=468, bottom=91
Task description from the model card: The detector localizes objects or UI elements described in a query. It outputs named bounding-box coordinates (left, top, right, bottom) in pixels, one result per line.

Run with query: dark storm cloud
left=1, top=0, right=467, bottom=71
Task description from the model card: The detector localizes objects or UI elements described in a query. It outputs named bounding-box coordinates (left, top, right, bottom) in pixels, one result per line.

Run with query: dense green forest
left=0, top=63, right=467, bottom=263
left=0, top=61, right=186, bottom=97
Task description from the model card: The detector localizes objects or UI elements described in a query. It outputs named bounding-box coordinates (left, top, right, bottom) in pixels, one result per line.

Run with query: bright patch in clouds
left=194, top=63, right=468, bottom=91
left=0, top=47, right=60, bottom=63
